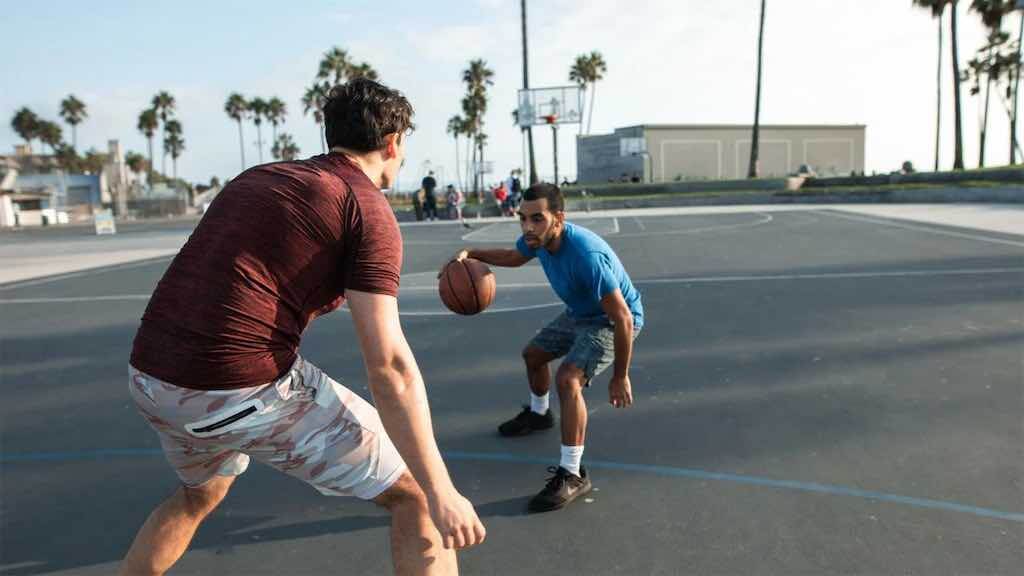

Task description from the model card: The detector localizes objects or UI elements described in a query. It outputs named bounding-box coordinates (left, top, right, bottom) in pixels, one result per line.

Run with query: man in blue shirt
left=449, top=183, right=643, bottom=512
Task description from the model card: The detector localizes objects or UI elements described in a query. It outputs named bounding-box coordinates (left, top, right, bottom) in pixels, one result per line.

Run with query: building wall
left=577, top=125, right=866, bottom=183
left=646, top=125, right=865, bottom=181
left=576, top=126, right=645, bottom=184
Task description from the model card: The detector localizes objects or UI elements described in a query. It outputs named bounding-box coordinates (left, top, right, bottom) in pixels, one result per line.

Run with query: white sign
left=620, top=137, right=647, bottom=157
left=94, top=209, right=117, bottom=235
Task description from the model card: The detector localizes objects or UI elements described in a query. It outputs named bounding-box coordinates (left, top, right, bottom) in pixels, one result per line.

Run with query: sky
left=2, top=0, right=1021, bottom=190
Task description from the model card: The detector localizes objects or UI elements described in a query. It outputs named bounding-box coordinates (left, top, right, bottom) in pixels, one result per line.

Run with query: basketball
left=438, top=258, right=495, bottom=315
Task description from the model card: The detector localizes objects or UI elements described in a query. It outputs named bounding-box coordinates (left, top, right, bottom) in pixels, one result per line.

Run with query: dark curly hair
left=323, top=78, right=415, bottom=152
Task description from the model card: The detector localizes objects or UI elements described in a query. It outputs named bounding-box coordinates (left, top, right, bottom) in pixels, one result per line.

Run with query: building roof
left=626, top=123, right=866, bottom=131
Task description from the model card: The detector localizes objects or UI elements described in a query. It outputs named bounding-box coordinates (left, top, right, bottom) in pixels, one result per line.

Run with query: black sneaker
left=528, top=466, right=592, bottom=513
left=498, top=406, right=554, bottom=437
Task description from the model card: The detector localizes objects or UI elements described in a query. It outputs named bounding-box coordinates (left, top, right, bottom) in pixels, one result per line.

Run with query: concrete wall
left=645, top=125, right=865, bottom=181
left=578, top=124, right=866, bottom=184
left=576, top=126, right=645, bottom=183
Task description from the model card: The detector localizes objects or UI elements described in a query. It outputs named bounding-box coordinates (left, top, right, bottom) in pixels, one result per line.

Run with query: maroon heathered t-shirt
left=130, top=153, right=402, bottom=390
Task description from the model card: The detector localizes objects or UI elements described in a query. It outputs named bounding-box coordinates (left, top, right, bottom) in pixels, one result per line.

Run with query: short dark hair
left=323, top=78, right=415, bottom=152
left=523, top=183, right=564, bottom=212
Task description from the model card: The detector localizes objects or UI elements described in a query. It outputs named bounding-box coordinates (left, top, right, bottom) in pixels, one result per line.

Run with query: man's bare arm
left=347, top=289, right=485, bottom=549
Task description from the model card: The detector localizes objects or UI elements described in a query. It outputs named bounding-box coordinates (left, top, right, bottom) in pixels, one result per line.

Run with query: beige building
left=577, top=124, right=866, bottom=183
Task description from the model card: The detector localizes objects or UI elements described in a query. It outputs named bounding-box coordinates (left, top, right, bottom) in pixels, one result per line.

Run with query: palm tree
left=11, top=107, right=40, bottom=151
left=249, top=97, right=268, bottom=164
left=137, top=108, right=159, bottom=184
left=125, top=151, right=147, bottom=181
left=266, top=97, right=287, bottom=143
left=583, top=51, right=607, bottom=135
left=224, top=93, right=249, bottom=170
left=151, top=91, right=177, bottom=174
left=447, top=115, right=465, bottom=192
left=302, top=82, right=329, bottom=153
left=318, top=47, right=352, bottom=86
left=349, top=62, right=379, bottom=81
left=59, top=95, right=87, bottom=151
left=748, top=0, right=767, bottom=178
left=915, top=0, right=965, bottom=170
left=271, top=133, right=300, bottom=161
left=569, top=55, right=589, bottom=136
left=38, top=121, right=63, bottom=154
left=164, top=119, right=184, bottom=180
left=462, top=59, right=495, bottom=195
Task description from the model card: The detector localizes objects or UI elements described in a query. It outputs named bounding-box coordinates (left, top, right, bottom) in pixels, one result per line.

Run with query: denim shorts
left=528, top=311, right=642, bottom=385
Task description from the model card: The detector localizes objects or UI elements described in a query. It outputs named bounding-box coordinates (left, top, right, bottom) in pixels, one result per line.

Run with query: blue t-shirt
left=516, top=222, right=644, bottom=328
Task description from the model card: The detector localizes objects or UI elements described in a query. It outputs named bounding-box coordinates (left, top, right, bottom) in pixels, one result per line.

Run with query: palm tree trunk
left=587, top=83, right=597, bottom=135
left=173, top=156, right=178, bottom=180
left=980, top=51, right=993, bottom=168
left=454, top=135, right=463, bottom=192
left=748, top=0, right=767, bottom=179
left=256, top=125, right=264, bottom=164
left=72, top=124, right=78, bottom=152
left=521, top=0, right=538, bottom=185
left=147, top=136, right=154, bottom=186
left=319, top=121, right=326, bottom=153
left=1012, top=13, right=1023, bottom=164
left=935, top=14, right=943, bottom=172
left=951, top=1, right=965, bottom=171
left=161, top=125, right=167, bottom=175
left=237, top=120, right=246, bottom=171
left=578, top=86, right=586, bottom=136
left=468, top=135, right=475, bottom=191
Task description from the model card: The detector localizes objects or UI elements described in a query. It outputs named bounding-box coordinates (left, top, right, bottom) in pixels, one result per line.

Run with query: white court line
left=460, top=222, right=505, bottom=242
left=0, top=256, right=176, bottom=291
left=0, top=294, right=153, bottom=304
left=614, top=212, right=773, bottom=238
left=611, top=217, right=620, bottom=234
left=821, top=210, right=1024, bottom=249
left=633, top=216, right=647, bottom=231
left=5, top=267, right=1022, bottom=305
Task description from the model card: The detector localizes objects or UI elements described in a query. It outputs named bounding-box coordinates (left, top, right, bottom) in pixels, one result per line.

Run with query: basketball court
left=1, top=205, right=1022, bottom=574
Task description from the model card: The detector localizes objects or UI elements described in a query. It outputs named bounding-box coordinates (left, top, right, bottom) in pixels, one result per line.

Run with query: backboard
left=516, top=86, right=583, bottom=128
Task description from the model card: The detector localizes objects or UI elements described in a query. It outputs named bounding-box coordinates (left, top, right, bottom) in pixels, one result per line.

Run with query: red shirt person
left=121, top=79, right=484, bottom=576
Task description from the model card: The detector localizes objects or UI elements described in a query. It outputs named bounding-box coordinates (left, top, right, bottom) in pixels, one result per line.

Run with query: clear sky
left=2, top=0, right=1019, bottom=189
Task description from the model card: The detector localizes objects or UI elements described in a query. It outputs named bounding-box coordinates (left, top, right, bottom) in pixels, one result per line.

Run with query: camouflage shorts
left=128, top=356, right=406, bottom=500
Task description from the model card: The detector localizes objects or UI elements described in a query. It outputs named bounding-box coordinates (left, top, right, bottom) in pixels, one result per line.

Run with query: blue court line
left=3, top=448, right=1021, bottom=523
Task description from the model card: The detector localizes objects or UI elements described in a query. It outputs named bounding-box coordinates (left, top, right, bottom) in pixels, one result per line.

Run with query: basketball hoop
left=543, top=114, right=558, bottom=125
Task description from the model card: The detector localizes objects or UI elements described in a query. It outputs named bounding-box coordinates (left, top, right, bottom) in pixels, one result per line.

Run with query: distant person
left=448, top=183, right=643, bottom=513
left=509, top=172, right=523, bottom=210
left=413, top=187, right=425, bottom=221
left=120, top=78, right=484, bottom=576
left=493, top=181, right=510, bottom=216
left=422, top=171, right=438, bottom=221
left=447, top=184, right=470, bottom=228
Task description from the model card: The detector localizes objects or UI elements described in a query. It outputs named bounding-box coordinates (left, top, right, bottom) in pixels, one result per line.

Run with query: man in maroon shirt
left=121, top=79, right=484, bottom=576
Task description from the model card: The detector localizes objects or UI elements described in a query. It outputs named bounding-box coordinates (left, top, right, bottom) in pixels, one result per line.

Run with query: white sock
left=560, top=444, right=584, bottom=476
left=530, top=392, right=549, bottom=415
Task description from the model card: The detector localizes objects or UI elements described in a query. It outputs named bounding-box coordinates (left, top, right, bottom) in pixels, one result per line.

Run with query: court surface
left=1, top=205, right=1022, bottom=575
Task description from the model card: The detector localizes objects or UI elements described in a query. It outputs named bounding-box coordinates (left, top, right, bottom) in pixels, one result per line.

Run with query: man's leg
left=526, top=362, right=592, bottom=513
left=523, top=345, right=555, bottom=397
left=554, top=363, right=588, bottom=447
left=373, top=471, right=457, bottom=576
left=119, top=475, right=235, bottom=576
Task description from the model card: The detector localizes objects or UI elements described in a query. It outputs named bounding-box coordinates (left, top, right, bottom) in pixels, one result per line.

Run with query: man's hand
left=608, top=374, right=633, bottom=408
left=438, top=249, right=469, bottom=278
left=428, top=488, right=487, bottom=549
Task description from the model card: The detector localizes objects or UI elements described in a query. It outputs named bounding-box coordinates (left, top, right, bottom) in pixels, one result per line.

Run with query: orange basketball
left=438, top=258, right=495, bottom=315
